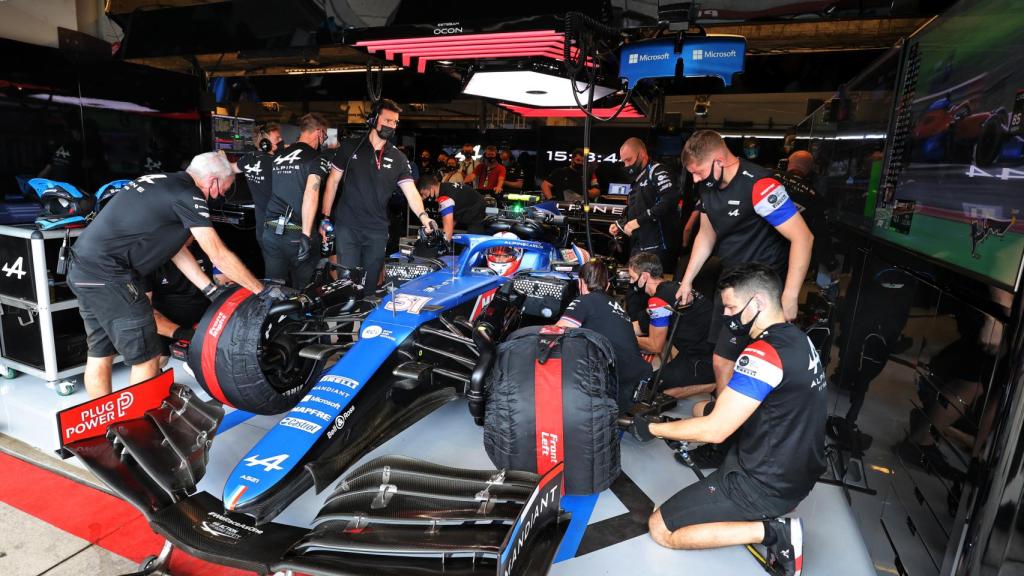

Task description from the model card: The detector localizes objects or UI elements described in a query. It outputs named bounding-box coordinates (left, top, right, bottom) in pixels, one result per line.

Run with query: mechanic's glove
left=202, top=281, right=230, bottom=301
left=421, top=217, right=439, bottom=234
left=258, top=283, right=298, bottom=302
left=628, top=415, right=659, bottom=443
left=172, top=326, right=195, bottom=343
left=297, top=234, right=312, bottom=263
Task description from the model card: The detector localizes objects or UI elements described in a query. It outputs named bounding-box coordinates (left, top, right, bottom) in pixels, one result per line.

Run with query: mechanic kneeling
left=626, top=252, right=715, bottom=399
left=68, top=152, right=265, bottom=398
left=628, top=264, right=826, bottom=576
left=417, top=173, right=486, bottom=239
left=555, top=260, right=652, bottom=411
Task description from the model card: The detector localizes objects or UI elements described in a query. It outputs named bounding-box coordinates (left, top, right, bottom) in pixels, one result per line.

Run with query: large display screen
left=873, top=0, right=1024, bottom=289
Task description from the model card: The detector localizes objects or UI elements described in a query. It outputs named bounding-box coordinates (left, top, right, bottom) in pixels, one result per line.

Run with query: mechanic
left=416, top=174, right=486, bottom=239
left=472, top=145, right=506, bottom=195
left=541, top=148, right=599, bottom=202
left=68, top=152, right=265, bottom=398
left=609, top=138, right=681, bottom=272
left=441, top=155, right=463, bottom=184
left=630, top=264, right=826, bottom=576
left=142, top=238, right=218, bottom=367
left=675, top=130, right=813, bottom=446
left=321, top=98, right=436, bottom=289
left=499, top=149, right=525, bottom=192
left=263, top=113, right=330, bottom=288
left=556, top=259, right=652, bottom=411
left=776, top=149, right=832, bottom=288
left=626, top=252, right=715, bottom=398
left=232, top=122, right=283, bottom=250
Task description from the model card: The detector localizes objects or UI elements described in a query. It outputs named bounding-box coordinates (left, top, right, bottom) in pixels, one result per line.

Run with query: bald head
left=619, top=137, right=649, bottom=175
left=787, top=150, right=814, bottom=177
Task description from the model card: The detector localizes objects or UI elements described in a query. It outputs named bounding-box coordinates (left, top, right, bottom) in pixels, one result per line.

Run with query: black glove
left=297, top=234, right=312, bottom=263
left=172, top=326, right=195, bottom=342
left=628, top=415, right=659, bottom=443
left=258, top=284, right=297, bottom=302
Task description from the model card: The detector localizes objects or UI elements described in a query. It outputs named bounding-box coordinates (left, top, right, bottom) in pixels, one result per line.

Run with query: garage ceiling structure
left=103, top=0, right=947, bottom=128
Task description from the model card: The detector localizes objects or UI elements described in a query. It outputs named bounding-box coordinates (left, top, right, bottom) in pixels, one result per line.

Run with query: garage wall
left=0, top=0, right=120, bottom=49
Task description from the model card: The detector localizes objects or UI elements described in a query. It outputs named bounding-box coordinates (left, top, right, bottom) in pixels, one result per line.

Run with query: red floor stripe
left=0, top=451, right=249, bottom=575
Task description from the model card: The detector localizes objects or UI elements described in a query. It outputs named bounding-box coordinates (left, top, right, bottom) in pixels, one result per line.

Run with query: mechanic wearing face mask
left=626, top=252, right=716, bottom=399
left=68, top=152, right=265, bottom=398
left=472, top=145, right=506, bottom=195
left=542, top=148, right=599, bottom=202
left=263, top=113, right=331, bottom=289
left=674, top=130, right=813, bottom=467
left=321, top=99, right=436, bottom=289
left=232, top=122, right=283, bottom=251
left=609, top=137, right=681, bottom=271
left=499, top=149, right=525, bottom=192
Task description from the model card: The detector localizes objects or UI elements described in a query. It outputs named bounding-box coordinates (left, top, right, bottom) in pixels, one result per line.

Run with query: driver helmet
left=39, top=182, right=94, bottom=219
left=486, top=232, right=524, bottom=276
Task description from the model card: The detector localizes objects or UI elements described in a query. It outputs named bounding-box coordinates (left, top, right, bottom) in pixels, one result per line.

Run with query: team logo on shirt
left=55, top=146, right=71, bottom=159
left=274, top=149, right=303, bottom=165
left=144, top=157, right=162, bottom=171
left=244, top=161, right=262, bottom=175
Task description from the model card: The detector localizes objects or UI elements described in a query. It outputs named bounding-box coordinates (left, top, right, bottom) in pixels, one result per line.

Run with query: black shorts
left=708, top=290, right=751, bottom=362
left=659, top=464, right=797, bottom=531
left=69, top=269, right=162, bottom=365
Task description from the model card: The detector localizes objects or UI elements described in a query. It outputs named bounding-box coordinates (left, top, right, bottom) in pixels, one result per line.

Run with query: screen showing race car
left=873, top=0, right=1024, bottom=289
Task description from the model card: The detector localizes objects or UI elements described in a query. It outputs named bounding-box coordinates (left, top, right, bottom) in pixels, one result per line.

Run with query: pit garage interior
left=1, top=1, right=1024, bottom=576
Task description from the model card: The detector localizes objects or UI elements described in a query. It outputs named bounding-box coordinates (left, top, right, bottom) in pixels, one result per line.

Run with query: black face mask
left=702, top=160, right=723, bottom=190
left=377, top=125, right=396, bottom=140
left=445, top=165, right=457, bottom=172
left=624, top=159, right=642, bottom=179
left=724, top=297, right=760, bottom=336
left=485, top=155, right=497, bottom=163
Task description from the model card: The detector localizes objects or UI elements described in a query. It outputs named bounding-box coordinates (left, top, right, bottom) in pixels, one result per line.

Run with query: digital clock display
left=545, top=150, right=621, bottom=163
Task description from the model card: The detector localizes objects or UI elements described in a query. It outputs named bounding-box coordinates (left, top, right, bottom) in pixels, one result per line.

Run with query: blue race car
left=63, top=214, right=584, bottom=575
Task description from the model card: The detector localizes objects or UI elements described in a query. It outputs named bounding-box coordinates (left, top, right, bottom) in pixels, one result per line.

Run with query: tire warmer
left=198, top=288, right=252, bottom=407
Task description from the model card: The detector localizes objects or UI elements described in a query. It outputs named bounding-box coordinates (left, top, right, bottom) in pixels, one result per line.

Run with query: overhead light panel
left=500, top=102, right=644, bottom=118
left=283, top=65, right=402, bottom=75
left=464, top=70, right=615, bottom=107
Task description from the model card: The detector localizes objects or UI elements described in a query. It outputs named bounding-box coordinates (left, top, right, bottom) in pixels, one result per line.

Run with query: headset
left=365, top=100, right=382, bottom=131
left=254, top=122, right=272, bottom=154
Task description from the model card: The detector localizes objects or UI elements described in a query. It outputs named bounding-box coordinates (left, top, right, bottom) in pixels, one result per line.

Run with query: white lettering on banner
left=291, top=406, right=332, bottom=422
left=638, top=53, right=670, bottom=62
left=319, top=375, right=360, bottom=389
left=62, top=392, right=134, bottom=440
left=207, top=311, right=229, bottom=338
left=279, top=417, right=322, bottom=434
left=326, top=405, right=356, bottom=439
left=502, top=485, right=560, bottom=576
left=310, top=385, right=352, bottom=398
left=540, top=432, right=559, bottom=464
left=3, top=257, right=26, bottom=280
left=434, top=27, right=463, bottom=35
left=301, top=394, right=342, bottom=410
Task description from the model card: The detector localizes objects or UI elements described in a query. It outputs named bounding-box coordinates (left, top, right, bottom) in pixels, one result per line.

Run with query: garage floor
left=0, top=356, right=877, bottom=576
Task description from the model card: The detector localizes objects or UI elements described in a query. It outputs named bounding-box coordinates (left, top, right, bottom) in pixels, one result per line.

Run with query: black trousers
left=261, top=228, right=317, bottom=289
left=336, top=226, right=389, bottom=289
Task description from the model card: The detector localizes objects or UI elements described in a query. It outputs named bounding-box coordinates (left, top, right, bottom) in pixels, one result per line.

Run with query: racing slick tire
left=187, top=286, right=325, bottom=415
left=975, top=111, right=1007, bottom=167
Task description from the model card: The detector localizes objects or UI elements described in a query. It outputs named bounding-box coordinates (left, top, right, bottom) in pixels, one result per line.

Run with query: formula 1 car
left=60, top=210, right=587, bottom=575
left=912, top=96, right=1024, bottom=167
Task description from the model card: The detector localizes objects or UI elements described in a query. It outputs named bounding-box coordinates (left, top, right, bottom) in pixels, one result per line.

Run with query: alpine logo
left=244, top=161, right=262, bottom=175
left=144, top=157, right=162, bottom=171
left=55, top=146, right=70, bottom=159
left=2, top=257, right=26, bottom=280
left=728, top=209, right=740, bottom=217
left=136, top=174, right=167, bottom=185
left=274, top=149, right=303, bottom=165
